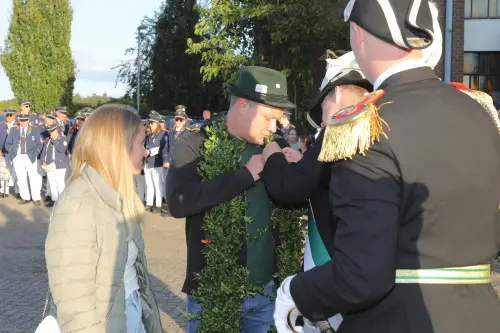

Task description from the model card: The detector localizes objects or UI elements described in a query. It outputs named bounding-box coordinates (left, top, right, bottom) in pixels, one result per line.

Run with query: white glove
left=274, top=275, right=304, bottom=333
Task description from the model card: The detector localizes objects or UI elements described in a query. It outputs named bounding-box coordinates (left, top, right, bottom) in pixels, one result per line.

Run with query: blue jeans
left=187, top=281, right=275, bottom=333
left=126, top=290, right=146, bottom=333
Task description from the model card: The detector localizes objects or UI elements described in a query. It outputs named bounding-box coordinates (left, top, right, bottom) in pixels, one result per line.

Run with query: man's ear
left=235, top=98, right=249, bottom=116
left=351, top=22, right=365, bottom=50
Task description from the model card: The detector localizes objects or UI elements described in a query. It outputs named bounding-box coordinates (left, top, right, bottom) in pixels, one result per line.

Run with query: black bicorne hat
left=344, top=0, right=435, bottom=50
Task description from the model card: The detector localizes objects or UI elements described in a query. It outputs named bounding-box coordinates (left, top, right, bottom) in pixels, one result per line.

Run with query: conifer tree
left=1, top=0, right=76, bottom=111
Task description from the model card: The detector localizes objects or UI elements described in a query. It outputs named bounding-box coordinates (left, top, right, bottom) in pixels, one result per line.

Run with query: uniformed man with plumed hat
left=273, top=1, right=500, bottom=333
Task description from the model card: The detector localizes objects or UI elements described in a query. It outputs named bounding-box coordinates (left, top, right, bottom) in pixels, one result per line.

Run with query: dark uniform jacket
left=290, top=67, right=500, bottom=333
left=5, top=125, right=43, bottom=163
left=263, top=130, right=336, bottom=256
left=66, top=128, right=79, bottom=155
left=145, top=130, right=169, bottom=169
left=166, top=127, right=186, bottom=163
left=40, top=136, right=70, bottom=169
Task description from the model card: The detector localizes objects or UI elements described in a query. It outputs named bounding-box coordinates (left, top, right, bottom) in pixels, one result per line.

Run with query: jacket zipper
left=105, top=241, right=128, bottom=328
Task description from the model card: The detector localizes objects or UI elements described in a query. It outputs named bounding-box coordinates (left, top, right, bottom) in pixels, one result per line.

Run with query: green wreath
left=192, top=116, right=305, bottom=332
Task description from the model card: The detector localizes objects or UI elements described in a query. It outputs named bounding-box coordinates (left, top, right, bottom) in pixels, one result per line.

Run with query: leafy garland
left=192, top=116, right=305, bottom=332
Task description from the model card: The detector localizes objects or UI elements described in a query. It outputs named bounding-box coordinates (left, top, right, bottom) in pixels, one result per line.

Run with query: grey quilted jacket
left=44, top=165, right=162, bottom=333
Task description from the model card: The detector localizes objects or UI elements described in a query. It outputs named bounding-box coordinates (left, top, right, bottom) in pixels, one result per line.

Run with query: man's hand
left=163, top=162, right=170, bottom=168
left=245, top=154, right=264, bottom=181
left=282, top=147, right=303, bottom=163
left=263, top=141, right=282, bottom=162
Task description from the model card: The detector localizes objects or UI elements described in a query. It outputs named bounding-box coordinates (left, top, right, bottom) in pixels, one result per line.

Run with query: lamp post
left=136, top=24, right=147, bottom=113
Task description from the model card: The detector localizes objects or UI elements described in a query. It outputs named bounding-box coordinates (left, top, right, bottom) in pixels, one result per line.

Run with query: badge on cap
left=255, top=84, right=268, bottom=94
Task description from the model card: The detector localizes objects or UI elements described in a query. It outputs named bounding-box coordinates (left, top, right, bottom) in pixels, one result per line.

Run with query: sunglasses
left=175, top=118, right=184, bottom=122
left=19, top=119, right=28, bottom=122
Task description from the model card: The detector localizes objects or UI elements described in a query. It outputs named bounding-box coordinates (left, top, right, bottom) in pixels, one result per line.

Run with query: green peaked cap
left=228, top=66, right=296, bottom=109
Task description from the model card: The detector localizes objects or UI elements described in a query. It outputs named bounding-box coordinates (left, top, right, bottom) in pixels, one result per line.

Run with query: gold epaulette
left=449, top=82, right=500, bottom=134
left=318, top=90, right=391, bottom=162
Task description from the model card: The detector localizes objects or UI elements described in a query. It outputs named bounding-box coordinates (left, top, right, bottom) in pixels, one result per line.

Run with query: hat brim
left=18, top=117, right=29, bottom=121
left=228, top=84, right=296, bottom=110
left=308, top=75, right=373, bottom=129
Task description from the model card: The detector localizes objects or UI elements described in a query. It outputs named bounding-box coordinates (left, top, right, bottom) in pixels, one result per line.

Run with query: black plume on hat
left=344, top=0, right=434, bottom=50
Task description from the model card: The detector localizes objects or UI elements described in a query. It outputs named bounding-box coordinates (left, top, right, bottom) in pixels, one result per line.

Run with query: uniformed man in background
left=5, top=113, right=43, bottom=206
left=273, top=1, right=500, bottom=332
left=54, top=106, right=70, bottom=136
left=19, top=99, right=38, bottom=127
left=276, top=109, right=295, bottom=141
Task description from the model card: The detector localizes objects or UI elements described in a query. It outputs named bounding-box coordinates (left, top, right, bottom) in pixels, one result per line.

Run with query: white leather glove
left=274, top=275, right=304, bottom=333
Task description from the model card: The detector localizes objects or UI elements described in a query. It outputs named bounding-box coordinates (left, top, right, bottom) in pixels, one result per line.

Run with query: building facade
left=433, top=0, right=500, bottom=94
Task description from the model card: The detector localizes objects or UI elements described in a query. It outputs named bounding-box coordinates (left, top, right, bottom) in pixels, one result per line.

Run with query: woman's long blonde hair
left=70, top=104, right=145, bottom=228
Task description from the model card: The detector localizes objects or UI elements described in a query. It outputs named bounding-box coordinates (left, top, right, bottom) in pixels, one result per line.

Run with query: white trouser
left=144, top=167, right=162, bottom=207
left=47, top=169, right=66, bottom=201
left=13, top=154, right=42, bottom=201
left=135, top=174, right=146, bottom=201
left=161, top=168, right=168, bottom=199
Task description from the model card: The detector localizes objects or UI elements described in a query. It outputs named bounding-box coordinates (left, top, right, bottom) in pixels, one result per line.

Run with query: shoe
left=19, top=199, right=30, bottom=205
left=45, top=200, right=55, bottom=207
left=15, top=193, right=21, bottom=199
left=161, top=208, right=171, bottom=217
left=33, top=200, right=41, bottom=207
left=43, top=196, right=52, bottom=202
left=146, top=206, right=154, bottom=213
left=1, top=193, right=8, bottom=199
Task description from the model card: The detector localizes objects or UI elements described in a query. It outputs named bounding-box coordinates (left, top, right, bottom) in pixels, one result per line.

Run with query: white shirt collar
left=373, top=59, right=427, bottom=90
left=7, top=121, right=15, bottom=128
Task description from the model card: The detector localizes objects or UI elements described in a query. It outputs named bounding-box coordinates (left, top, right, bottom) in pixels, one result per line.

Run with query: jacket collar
left=81, top=164, right=123, bottom=213
left=378, top=66, right=439, bottom=90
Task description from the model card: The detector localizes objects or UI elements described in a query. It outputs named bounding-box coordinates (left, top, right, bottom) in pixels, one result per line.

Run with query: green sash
left=307, top=200, right=330, bottom=267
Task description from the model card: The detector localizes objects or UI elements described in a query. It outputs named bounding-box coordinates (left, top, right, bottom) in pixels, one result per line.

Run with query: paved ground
left=0, top=195, right=499, bottom=332
left=0, top=195, right=187, bottom=333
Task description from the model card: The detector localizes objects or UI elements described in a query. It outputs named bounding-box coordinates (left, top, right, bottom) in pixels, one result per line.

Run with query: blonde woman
left=44, top=104, right=162, bottom=333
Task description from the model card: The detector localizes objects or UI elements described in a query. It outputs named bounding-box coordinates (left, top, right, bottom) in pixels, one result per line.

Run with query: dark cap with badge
left=75, top=111, right=85, bottom=120
left=20, top=99, right=30, bottom=106
left=4, top=109, right=16, bottom=116
left=175, top=105, right=187, bottom=112
left=174, top=110, right=187, bottom=120
left=38, top=110, right=47, bottom=116
left=308, top=51, right=372, bottom=129
left=46, top=111, right=57, bottom=120
left=18, top=113, right=30, bottom=121
left=344, top=0, right=435, bottom=50
left=228, top=66, right=296, bottom=110
left=46, top=123, right=59, bottom=133
left=55, top=106, right=67, bottom=113
left=149, top=110, right=164, bottom=123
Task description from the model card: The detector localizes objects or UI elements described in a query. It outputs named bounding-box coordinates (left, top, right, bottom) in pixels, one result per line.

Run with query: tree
left=115, top=0, right=227, bottom=116
left=1, top=0, right=76, bottom=111
left=187, top=0, right=349, bottom=114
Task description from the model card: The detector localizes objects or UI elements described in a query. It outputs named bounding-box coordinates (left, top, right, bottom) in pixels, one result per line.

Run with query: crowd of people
left=7, top=1, right=500, bottom=333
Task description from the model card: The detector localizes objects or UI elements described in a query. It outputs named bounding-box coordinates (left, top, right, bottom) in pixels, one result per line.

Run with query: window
left=463, top=52, right=500, bottom=92
left=465, top=0, right=500, bottom=18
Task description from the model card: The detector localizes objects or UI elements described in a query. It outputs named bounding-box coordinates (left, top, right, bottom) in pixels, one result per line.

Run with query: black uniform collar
left=378, top=67, right=439, bottom=90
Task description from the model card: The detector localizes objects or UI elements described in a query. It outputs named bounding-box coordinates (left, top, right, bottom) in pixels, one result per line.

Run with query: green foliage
left=187, top=0, right=349, bottom=111
left=1, top=0, right=76, bottom=111
left=0, top=99, right=19, bottom=111
left=72, top=93, right=150, bottom=117
left=115, top=0, right=227, bottom=117
left=195, top=117, right=305, bottom=332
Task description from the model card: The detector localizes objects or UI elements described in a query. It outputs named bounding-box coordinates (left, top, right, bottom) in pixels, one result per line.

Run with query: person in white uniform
left=0, top=109, right=18, bottom=197
left=40, top=123, right=69, bottom=207
left=5, top=113, right=43, bottom=205
left=144, top=111, right=169, bottom=214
